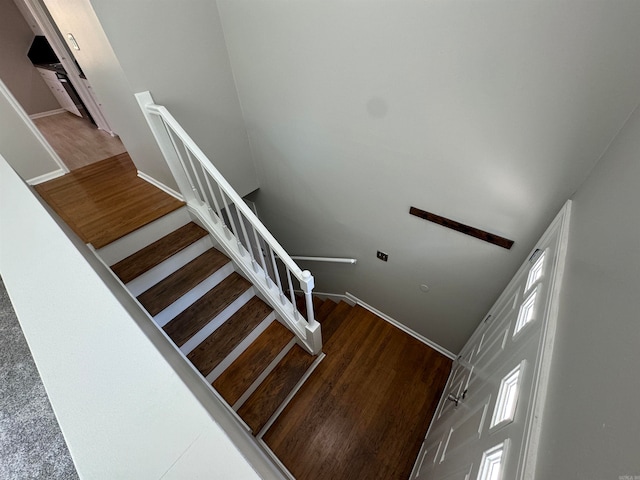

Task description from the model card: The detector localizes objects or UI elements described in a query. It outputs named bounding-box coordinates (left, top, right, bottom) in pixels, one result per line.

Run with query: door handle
left=446, top=389, right=468, bottom=407
left=447, top=393, right=460, bottom=407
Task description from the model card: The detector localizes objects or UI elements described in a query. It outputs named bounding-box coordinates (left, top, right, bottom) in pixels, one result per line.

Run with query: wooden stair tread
left=138, top=248, right=230, bottom=316
left=187, top=296, right=273, bottom=377
left=237, top=345, right=316, bottom=434
left=163, top=272, right=251, bottom=347
left=319, top=300, right=351, bottom=345
left=213, top=321, right=295, bottom=406
left=112, top=222, right=208, bottom=283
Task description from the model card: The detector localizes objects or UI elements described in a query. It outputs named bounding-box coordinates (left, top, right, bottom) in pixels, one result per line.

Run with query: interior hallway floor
left=33, top=156, right=453, bottom=479
left=32, top=111, right=126, bottom=170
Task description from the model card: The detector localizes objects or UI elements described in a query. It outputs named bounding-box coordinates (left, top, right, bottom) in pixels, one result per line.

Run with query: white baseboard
left=309, top=291, right=355, bottom=306
left=345, top=292, right=456, bottom=360
left=27, top=168, right=66, bottom=185
left=29, top=108, right=66, bottom=120
left=137, top=170, right=184, bottom=201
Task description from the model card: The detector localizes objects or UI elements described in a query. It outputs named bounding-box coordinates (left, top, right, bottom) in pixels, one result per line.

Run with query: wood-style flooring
left=33, top=112, right=126, bottom=170
left=34, top=153, right=184, bottom=248
left=265, top=303, right=452, bottom=480
left=33, top=155, right=452, bottom=479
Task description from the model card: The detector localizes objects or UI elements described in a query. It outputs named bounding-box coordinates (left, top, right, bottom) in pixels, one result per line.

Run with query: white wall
left=0, top=0, right=60, bottom=115
left=0, top=79, right=61, bottom=180
left=41, top=0, right=259, bottom=197
left=89, top=0, right=259, bottom=198
left=42, top=0, right=179, bottom=190
left=217, top=0, right=640, bottom=352
left=535, top=104, right=640, bottom=478
left=0, top=155, right=276, bottom=479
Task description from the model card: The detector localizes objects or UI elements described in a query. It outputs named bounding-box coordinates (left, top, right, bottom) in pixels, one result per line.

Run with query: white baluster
left=185, top=148, right=207, bottom=207
left=202, top=171, right=221, bottom=224
left=162, top=119, right=199, bottom=200
left=269, top=247, right=286, bottom=305
left=237, top=210, right=255, bottom=264
left=286, top=268, right=298, bottom=321
left=251, top=226, right=270, bottom=283
left=218, top=186, right=242, bottom=250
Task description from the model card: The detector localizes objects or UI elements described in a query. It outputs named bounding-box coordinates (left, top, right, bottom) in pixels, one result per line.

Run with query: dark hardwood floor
left=264, top=304, right=452, bottom=480
left=33, top=154, right=452, bottom=479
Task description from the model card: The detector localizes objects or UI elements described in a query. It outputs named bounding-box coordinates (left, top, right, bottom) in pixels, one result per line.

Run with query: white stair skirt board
left=97, top=206, right=192, bottom=266
left=256, top=352, right=326, bottom=439
left=256, top=440, right=297, bottom=480
left=231, top=337, right=298, bottom=412
left=179, top=288, right=256, bottom=356
left=345, top=292, right=456, bottom=360
left=137, top=170, right=184, bottom=202
left=126, top=236, right=214, bottom=297
left=205, top=312, right=277, bottom=384
left=26, top=168, right=67, bottom=186
left=153, top=261, right=235, bottom=328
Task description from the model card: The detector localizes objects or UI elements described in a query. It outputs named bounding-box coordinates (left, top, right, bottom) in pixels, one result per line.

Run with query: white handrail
left=135, top=91, right=321, bottom=355
left=291, top=256, right=357, bottom=264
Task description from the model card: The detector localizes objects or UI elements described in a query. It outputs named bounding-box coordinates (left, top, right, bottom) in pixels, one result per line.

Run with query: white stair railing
left=135, top=91, right=321, bottom=355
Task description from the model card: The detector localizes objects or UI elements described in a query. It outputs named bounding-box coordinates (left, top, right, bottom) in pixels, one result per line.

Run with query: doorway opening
left=2, top=0, right=124, bottom=173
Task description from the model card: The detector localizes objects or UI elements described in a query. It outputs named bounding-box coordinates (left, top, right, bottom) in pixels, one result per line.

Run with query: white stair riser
left=205, top=312, right=277, bottom=384
left=97, top=206, right=191, bottom=265
left=153, top=262, right=234, bottom=328
left=255, top=353, right=325, bottom=439
left=126, top=236, right=213, bottom=296
left=231, top=337, right=297, bottom=411
left=180, top=288, right=256, bottom=356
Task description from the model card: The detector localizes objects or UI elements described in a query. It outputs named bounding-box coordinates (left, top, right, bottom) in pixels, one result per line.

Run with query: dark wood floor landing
left=264, top=303, right=452, bottom=480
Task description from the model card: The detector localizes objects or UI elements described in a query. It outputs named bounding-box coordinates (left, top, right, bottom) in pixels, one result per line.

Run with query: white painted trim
left=256, top=439, right=296, bottom=480
left=96, top=206, right=191, bottom=265
left=409, top=365, right=457, bottom=479
left=0, top=78, right=69, bottom=175
left=153, top=262, right=235, bottom=328
left=136, top=91, right=320, bottom=354
left=90, top=243, right=259, bottom=436
left=125, top=236, right=213, bottom=297
left=519, top=200, right=572, bottom=480
left=206, top=312, right=277, bottom=384
left=304, top=290, right=355, bottom=306
left=345, top=292, right=456, bottom=360
left=86, top=234, right=286, bottom=479
left=231, top=337, right=297, bottom=411
left=137, top=170, right=184, bottom=201
left=256, top=352, right=326, bottom=439
left=180, top=288, right=255, bottom=355
left=26, top=168, right=66, bottom=185
left=29, top=108, right=66, bottom=119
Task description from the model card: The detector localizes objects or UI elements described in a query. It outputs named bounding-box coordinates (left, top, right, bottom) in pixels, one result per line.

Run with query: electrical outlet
left=377, top=251, right=388, bottom=262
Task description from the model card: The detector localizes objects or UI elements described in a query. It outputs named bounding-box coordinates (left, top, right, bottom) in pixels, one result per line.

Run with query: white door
left=412, top=202, right=571, bottom=480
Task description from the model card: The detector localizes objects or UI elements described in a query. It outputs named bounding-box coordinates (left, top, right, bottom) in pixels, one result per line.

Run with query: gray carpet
left=0, top=277, right=79, bottom=479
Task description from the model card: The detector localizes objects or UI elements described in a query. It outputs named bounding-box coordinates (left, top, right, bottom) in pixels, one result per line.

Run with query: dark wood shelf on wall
left=409, top=206, right=514, bottom=249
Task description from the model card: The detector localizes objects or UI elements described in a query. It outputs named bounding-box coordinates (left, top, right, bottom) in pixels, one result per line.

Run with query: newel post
left=134, top=91, right=197, bottom=205
left=300, top=270, right=322, bottom=355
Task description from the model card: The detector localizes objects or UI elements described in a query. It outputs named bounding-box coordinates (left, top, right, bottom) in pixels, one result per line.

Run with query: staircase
left=99, top=208, right=323, bottom=439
